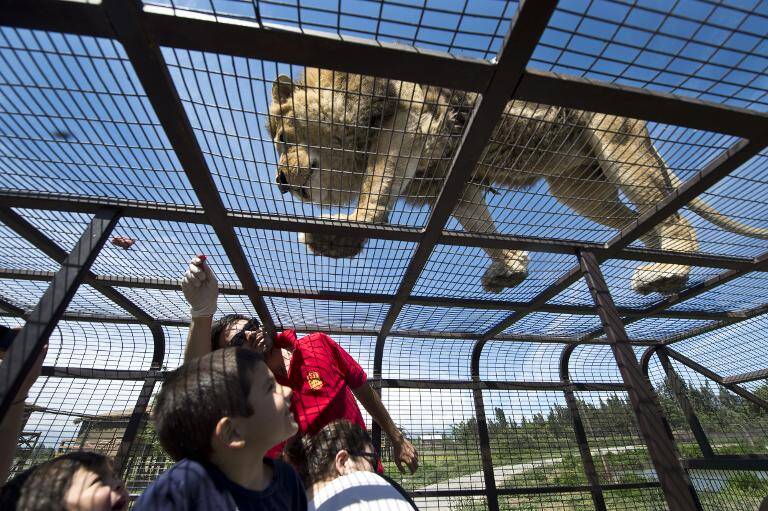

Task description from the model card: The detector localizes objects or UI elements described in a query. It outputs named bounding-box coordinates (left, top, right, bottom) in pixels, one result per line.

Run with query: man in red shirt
left=181, top=256, right=418, bottom=474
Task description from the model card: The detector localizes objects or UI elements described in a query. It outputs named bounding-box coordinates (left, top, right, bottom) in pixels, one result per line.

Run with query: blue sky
left=1, top=0, right=768, bottom=443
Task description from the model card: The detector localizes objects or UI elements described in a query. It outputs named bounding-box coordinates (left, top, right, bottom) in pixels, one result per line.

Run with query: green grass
left=396, top=441, right=767, bottom=510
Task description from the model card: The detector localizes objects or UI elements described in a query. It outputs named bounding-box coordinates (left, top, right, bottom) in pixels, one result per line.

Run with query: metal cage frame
left=2, top=1, right=768, bottom=510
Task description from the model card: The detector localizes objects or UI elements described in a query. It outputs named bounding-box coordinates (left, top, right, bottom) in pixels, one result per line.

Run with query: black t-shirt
left=134, top=457, right=307, bottom=511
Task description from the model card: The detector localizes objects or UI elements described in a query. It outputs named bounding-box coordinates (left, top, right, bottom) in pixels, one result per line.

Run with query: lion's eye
left=278, top=132, right=286, bottom=144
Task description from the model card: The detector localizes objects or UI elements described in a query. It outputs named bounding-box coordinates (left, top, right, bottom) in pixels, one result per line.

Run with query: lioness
left=268, top=69, right=767, bottom=295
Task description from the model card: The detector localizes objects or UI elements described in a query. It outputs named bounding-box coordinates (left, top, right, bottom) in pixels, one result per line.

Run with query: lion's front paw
left=482, top=259, right=528, bottom=293
left=299, top=231, right=366, bottom=258
left=631, top=263, right=689, bottom=295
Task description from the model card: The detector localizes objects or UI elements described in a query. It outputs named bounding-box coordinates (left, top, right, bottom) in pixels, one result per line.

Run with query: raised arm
left=181, top=256, right=218, bottom=361
left=352, top=382, right=419, bottom=474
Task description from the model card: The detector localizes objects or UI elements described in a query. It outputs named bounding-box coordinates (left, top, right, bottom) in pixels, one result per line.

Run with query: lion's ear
left=272, top=75, right=294, bottom=104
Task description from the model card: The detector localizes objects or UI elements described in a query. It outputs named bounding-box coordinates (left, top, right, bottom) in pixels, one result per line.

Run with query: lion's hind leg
left=546, top=162, right=689, bottom=295
left=582, top=115, right=698, bottom=295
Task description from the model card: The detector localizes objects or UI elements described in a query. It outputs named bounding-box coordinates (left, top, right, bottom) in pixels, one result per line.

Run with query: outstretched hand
left=181, top=255, right=218, bottom=318
left=393, top=437, right=419, bottom=475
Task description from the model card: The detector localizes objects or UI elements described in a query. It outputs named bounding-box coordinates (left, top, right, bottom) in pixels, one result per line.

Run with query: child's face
left=235, top=362, right=298, bottom=449
left=63, top=465, right=128, bottom=511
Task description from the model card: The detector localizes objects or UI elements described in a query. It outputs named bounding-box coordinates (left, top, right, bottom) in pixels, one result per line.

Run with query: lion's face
left=268, top=75, right=364, bottom=207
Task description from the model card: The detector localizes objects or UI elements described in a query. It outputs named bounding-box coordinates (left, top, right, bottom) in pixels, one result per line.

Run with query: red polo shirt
left=267, top=330, right=367, bottom=458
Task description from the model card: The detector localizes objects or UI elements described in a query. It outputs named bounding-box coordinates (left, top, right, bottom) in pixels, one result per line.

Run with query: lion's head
left=267, top=69, right=398, bottom=207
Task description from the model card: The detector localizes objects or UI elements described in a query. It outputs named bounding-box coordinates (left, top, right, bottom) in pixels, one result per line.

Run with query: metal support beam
left=479, top=268, right=583, bottom=342
left=101, top=0, right=276, bottom=335
left=0, top=208, right=119, bottom=420
left=0, top=306, right=661, bottom=345
left=722, top=369, right=768, bottom=385
left=0, top=267, right=741, bottom=322
left=580, top=261, right=760, bottom=341
left=113, top=376, right=158, bottom=475
left=40, top=367, right=162, bottom=380
left=441, top=231, right=752, bottom=269
left=374, top=0, right=561, bottom=341
left=516, top=69, right=767, bottom=140
left=0, top=209, right=159, bottom=326
left=663, top=348, right=768, bottom=413
left=371, top=6, right=561, bottom=493
left=656, top=349, right=715, bottom=458
left=0, top=297, right=25, bottom=316
left=560, top=344, right=607, bottom=511
left=2, top=0, right=113, bottom=39
left=471, top=340, right=500, bottom=511
left=578, top=250, right=701, bottom=511
left=682, top=457, right=768, bottom=471
left=5, top=2, right=768, bottom=141
left=0, top=191, right=755, bottom=272
left=405, top=481, right=661, bottom=499
left=647, top=252, right=768, bottom=319
left=31, top=368, right=628, bottom=391
left=653, top=253, right=768, bottom=346
left=142, top=5, right=492, bottom=93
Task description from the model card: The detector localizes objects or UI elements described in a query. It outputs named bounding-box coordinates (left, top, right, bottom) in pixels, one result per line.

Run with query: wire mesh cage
left=1, top=1, right=768, bottom=510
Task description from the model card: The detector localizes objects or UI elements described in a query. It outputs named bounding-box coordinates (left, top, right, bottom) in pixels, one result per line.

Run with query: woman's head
left=285, top=420, right=378, bottom=488
left=0, top=451, right=127, bottom=511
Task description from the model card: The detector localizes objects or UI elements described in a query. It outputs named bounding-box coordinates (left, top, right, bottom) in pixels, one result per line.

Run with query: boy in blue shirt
left=135, top=348, right=307, bottom=511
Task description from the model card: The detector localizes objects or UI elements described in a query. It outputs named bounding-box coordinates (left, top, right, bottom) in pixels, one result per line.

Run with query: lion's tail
left=666, top=171, right=768, bottom=240
left=688, top=197, right=768, bottom=240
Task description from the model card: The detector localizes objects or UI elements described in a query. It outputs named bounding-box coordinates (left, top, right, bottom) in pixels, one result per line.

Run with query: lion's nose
left=276, top=170, right=290, bottom=194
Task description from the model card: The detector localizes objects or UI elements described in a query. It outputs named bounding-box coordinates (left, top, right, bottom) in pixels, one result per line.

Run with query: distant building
left=57, top=406, right=150, bottom=457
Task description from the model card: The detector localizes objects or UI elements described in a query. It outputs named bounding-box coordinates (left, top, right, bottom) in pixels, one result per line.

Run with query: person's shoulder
left=158, top=458, right=211, bottom=483
left=341, top=471, right=390, bottom=487
left=272, top=458, right=303, bottom=488
left=312, top=472, right=413, bottom=511
left=267, top=459, right=307, bottom=510
left=134, top=459, right=216, bottom=510
left=295, top=332, right=335, bottom=349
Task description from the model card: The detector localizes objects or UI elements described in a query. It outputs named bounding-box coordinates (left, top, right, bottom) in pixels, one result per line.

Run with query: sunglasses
left=226, top=318, right=262, bottom=348
left=348, top=450, right=380, bottom=468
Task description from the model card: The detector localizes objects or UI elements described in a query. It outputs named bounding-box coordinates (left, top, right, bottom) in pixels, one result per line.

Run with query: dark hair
left=153, top=347, right=263, bottom=461
left=210, top=314, right=252, bottom=352
left=285, top=420, right=372, bottom=488
left=0, top=451, right=113, bottom=511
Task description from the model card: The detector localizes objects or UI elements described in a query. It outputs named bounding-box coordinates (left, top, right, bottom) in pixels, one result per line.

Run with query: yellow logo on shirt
left=307, top=371, right=323, bottom=390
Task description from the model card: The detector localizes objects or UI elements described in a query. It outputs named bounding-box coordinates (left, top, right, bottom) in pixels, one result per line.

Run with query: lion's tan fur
left=268, top=68, right=699, bottom=295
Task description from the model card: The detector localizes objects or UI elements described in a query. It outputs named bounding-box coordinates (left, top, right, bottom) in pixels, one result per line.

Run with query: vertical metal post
left=577, top=250, right=701, bottom=511
left=656, top=349, right=715, bottom=458
left=113, top=323, right=166, bottom=474
left=560, top=344, right=607, bottom=511
left=371, top=334, right=386, bottom=455
left=471, top=340, right=500, bottom=511
left=0, top=208, right=120, bottom=420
